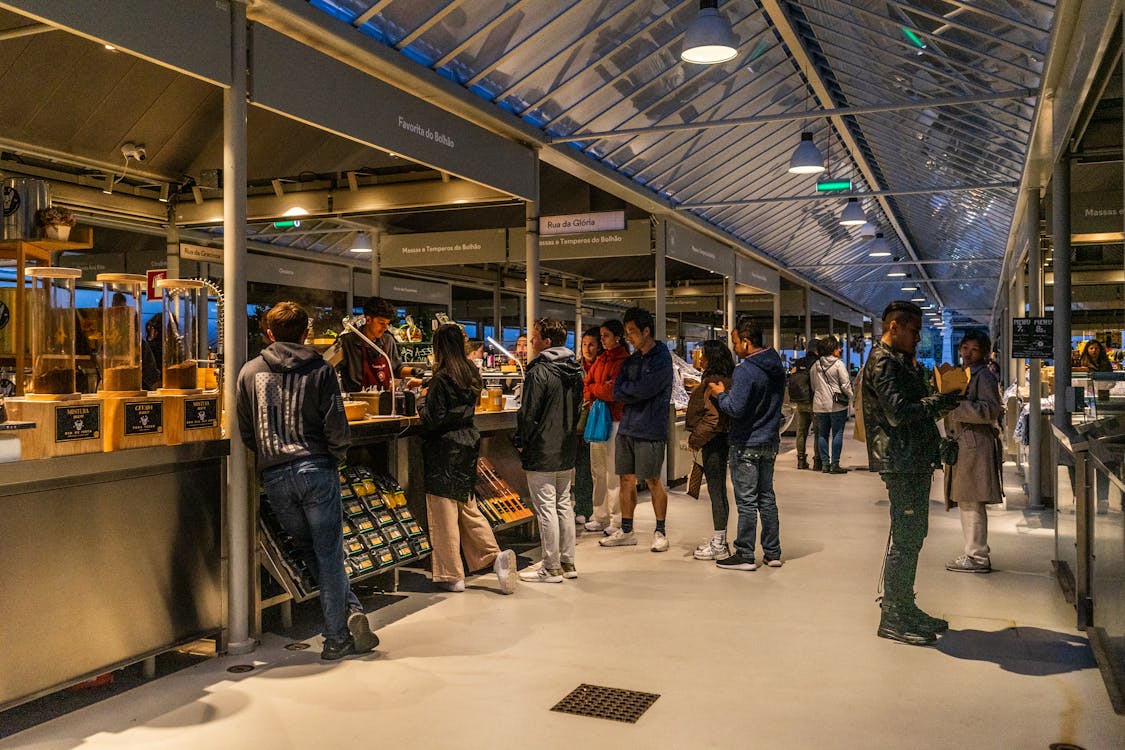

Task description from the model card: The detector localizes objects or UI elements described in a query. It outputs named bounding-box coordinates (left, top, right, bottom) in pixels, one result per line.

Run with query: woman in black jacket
left=418, top=324, right=516, bottom=594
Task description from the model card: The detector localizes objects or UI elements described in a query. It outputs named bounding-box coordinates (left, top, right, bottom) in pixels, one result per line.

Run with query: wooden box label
left=55, top=404, right=100, bottom=442
left=124, top=401, right=163, bottom=435
left=185, top=397, right=218, bottom=430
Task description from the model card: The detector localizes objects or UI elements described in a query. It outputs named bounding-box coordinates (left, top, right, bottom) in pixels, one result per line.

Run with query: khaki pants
left=426, top=494, right=500, bottom=583
left=958, top=501, right=990, bottom=564
left=589, top=420, right=621, bottom=527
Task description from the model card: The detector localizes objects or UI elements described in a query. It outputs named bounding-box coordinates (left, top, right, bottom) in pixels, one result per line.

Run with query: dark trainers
left=877, top=610, right=937, bottom=646
left=908, top=605, right=949, bottom=634
left=797, top=458, right=810, bottom=470
left=716, top=553, right=758, bottom=571
left=347, top=610, right=380, bottom=654
left=828, top=464, right=848, bottom=474
left=321, top=636, right=357, bottom=660
left=812, top=459, right=823, bottom=472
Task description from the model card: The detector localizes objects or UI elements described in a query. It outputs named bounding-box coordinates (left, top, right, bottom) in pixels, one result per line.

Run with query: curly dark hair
left=362, top=296, right=397, bottom=321
left=699, top=339, right=734, bottom=378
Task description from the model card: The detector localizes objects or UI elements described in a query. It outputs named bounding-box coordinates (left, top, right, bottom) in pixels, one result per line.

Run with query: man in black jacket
left=237, top=301, right=379, bottom=660
left=788, top=343, right=822, bottom=470
left=515, top=318, right=584, bottom=583
left=862, top=301, right=960, bottom=646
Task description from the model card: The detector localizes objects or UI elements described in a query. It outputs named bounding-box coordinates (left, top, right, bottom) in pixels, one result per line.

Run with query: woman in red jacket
left=583, top=319, right=629, bottom=534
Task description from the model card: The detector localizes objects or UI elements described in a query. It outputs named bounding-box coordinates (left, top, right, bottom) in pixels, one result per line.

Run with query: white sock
left=712, top=531, right=726, bottom=543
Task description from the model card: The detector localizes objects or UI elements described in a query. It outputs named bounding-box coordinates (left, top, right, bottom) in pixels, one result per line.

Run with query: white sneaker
left=765, top=559, right=783, bottom=568
left=561, top=561, right=578, bottom=579
left=693, top=538, right=729, bottom=560
left=575, top=515, right=587, bottom=525
left=602, top=525, right=620, bottom=537
left=494, top=549, right=517, bottom=594
left=584, top=519, right=606, bottom=532
left=435, top=579, right=465, bottom=592
left=651, top=531, right=669, bottom=552
left=519, top=565, right=563, bottom=583
left=599, top=529, right=637, bottom=547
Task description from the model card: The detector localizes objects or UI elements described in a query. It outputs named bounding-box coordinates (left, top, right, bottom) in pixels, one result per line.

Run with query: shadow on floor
left=936, top=626, right=1098, bottom=676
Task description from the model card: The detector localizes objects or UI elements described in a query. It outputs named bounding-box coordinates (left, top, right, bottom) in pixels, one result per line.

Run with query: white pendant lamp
left=840, top=197, right=866, bottom=226
left=868, top=232, right=890, bottom=257
left=681, top=0, right=738, bottom=64
left=350, top=232, right=373, bottom=253
left=788, top=132, right=825, bottom=174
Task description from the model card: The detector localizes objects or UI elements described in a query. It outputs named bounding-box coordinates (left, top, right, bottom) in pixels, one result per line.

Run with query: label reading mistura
left=185, top=397, right=218, bottom=430
left=124, top=401, right=162, bottom=435
left=55, top=404, right=100, bottom=442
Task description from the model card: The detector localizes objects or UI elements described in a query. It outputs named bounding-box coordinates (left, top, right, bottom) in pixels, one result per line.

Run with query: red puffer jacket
left=583, top=344, right=628, bottom=422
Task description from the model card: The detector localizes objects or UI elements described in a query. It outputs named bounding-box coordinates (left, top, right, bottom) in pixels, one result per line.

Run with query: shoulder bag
left=820, top=360, right=850, bottom=407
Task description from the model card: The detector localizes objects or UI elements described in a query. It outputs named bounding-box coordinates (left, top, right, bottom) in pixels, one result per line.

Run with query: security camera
left=121, top=142, right=147, bottom=162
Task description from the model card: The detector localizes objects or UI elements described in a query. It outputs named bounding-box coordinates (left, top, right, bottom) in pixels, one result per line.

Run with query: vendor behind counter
left=326, top=297, right=423, bottom=392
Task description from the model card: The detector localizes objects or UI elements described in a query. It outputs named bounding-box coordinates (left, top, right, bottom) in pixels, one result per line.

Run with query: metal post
left=1027, top=191, right=1043, bottom=508
left=493, top=268, right=502, bottom=342
left=165, top=221, right=181, bottom=280
left=654, top=221, right=666, bottom=343
left=772, top=293, right=781, bottom=351
left=369, top=229, right=381, bottom=297
left=1013, top=263, right=1027, bottom=390
left=1052, top=155, right=1072, bottom=431
left=224, top=0, right=254, bottom=655
left=575, top=285, right=583, bottom=344
left=725, top=276, right=736, bottom=349
left=525, top=198, right=539, bottom=331
left=804, top=288, right=813, bottom=350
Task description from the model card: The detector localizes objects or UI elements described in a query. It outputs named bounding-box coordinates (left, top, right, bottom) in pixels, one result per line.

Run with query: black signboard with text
left=1012, top=317, right=1054, bottom=358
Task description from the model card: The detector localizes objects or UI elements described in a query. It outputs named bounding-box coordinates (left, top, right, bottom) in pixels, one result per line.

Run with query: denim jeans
left=701, top=434, right=729, bottom=531
left=880, top=472, right=931, bottom=609
left=261, top=457, right=359, bottom=640
left=816, top=410, right=848, bottom=465
left=728, top=444, right=780, bottom=563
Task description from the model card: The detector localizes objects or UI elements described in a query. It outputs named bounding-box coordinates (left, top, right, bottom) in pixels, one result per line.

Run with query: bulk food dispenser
left=156, top=278, right=222, bottom=445
left=97, top=274, right=146, bottom=394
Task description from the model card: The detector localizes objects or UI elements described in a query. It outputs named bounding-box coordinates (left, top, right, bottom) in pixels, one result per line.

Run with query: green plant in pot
left=36, top=206, right=77, bottom=241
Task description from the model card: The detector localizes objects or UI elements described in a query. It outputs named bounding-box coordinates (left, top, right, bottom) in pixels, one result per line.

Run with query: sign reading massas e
left=510, top=220, right=650, bottom=260
left=664, top=222, right=734, bottom=277
left=380, top=229, right=507, bottom=268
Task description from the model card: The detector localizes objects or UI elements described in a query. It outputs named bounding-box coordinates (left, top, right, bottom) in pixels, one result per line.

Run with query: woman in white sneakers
left=582, top=319, right=628, bottom=535
left=810, top=335, right=854, bottom=474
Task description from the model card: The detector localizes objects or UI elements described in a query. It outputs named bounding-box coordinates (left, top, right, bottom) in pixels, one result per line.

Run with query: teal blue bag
left=584, top=399, right=612, bottom=443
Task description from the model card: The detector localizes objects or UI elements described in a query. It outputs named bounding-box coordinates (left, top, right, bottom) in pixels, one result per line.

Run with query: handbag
left=687, top=460, right=704, bottom=499
left=583, top=399, right=612, bottom=443
left=576, top=401, right=591, bottom=435
left=820, top=360, right=850, bottom=407
left=940, top=436, right=959, bottom=466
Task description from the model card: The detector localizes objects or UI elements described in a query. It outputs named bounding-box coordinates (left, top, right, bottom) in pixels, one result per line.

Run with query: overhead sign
left=244, top=254, right=347, bottom=292
left=378, top=276, right=451, bottom=308
left=511, top=220, right=650, bottom=260
left=63, top=253, right=125, bottom=281
left=251, top=26, right=536, bottom=200
left=664, top=221, right=734, bottom=277
left=808, top=291, right=834, bottom=315
left=735, top=255, right=779, bottom=294
left=180, top=242, right=223, bottom=264
left=1012, top=317, right=1054, bottom=358
left=381, top=229, right=506, bottom=268
left=541, top=211, right=625, bottom=236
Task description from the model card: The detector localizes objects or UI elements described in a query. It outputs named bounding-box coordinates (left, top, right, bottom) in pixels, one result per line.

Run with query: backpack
left=787, top=361, right=813, bottom=403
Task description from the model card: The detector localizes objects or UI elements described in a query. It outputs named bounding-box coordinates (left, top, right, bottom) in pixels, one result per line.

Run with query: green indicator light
left=902, top=27, right=926, bottom=49
left=272, top=220, right=301, bottom=229
left=815, top=179, right=852, bottom=192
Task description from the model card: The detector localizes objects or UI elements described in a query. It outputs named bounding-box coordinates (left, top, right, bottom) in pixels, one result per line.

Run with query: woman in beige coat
left=944, top=330, right=1004, bottom=574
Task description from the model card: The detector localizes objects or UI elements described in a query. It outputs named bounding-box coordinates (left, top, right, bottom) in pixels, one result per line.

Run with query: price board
left=1012, top=317, right=1053, bottom=358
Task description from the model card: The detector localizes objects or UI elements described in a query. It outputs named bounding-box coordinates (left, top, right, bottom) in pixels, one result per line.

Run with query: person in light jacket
left=944, top=330, right=1003, bottom=574
left=810, top=335, right=854, bottom=474
left=685, top=339, right=734, bottom=561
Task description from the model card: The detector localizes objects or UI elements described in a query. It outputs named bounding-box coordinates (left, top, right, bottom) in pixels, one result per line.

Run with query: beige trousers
left=589, top=420, right=621, bottom=527
left=958, top=501, right=990, bottom=564
left=426, top=494, right=500, bottom=582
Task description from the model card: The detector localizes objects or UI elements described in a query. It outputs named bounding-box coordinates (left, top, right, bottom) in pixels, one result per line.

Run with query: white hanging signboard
left=541, top=211, right=625, bottom=236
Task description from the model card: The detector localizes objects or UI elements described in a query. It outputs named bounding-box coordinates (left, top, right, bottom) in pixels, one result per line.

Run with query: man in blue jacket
left=710, top=317, right=786, bottom=571
left=600, top=307, right=674, bottom=552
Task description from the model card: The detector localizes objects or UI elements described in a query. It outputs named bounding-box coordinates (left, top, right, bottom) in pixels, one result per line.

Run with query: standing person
left=862, top=301, right=960, bottom=645
left=811, top=335, right=854, bottom=474
left=1078, top=339, right=1113, bottom=372
left=418, top=324, right=517, bottom=595
left=236, top=301, right=379, bottom=660
left=515, top=319, right=585, bottom=582
left=944, top=330, right=1003, bottom=574
left=573, top=326, right=603, bottom=526
left=600, top=308, right=674, bottom=552
left=788, top=343, right=822, bottom=470
left=709, top=317, right=786, bottom=571
left=584, top=320, right=628, bottom=535
left=686, top=340, right=734, bottom=561
left=331, top=297, right=423, bottom=393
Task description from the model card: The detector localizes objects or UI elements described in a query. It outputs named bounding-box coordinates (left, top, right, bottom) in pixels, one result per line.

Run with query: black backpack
left=787, top=360, right=813, bottom=403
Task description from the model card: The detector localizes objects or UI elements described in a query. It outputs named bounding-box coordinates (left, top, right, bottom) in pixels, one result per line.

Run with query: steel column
left=369, top=229, right=381, bottom=296
left=1052, top=157, right=1072, bottom=430
left=655, top=223, right=666, bottom=344
left=1027, top=189, right=1044, bottom=508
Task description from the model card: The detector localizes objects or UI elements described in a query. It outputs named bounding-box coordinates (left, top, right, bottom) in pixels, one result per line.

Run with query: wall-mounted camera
left=121, top=142, right=147, bottom=162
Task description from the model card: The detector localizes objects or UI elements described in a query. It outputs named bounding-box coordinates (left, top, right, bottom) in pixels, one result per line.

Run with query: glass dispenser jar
left=25, top=267, right=82, bottom=397
left=156, top=278, right=205, bottom=391
left=97, top=273, right=146, bottom=393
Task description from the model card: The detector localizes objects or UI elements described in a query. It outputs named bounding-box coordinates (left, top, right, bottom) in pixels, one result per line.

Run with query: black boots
left=828, top=463, right=848, bottom=474
left=812, top=457, right=823, bottom=472
left=797, top=457, right=810, bottom=470
left=877, top=606, right=937, bottom=646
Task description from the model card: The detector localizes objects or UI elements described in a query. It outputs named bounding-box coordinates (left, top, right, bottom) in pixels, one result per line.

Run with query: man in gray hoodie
left=237, top=301, right=379, bottom=660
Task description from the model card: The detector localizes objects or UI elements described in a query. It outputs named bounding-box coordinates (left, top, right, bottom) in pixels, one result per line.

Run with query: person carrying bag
left=810, top=335, right=854, bottom=474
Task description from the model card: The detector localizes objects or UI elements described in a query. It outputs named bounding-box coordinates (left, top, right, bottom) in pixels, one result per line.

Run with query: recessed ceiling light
left=104, top=44, right=116, bottom=51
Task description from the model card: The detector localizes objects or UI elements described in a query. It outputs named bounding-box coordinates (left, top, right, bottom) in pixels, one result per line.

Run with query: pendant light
left=859, top=221, right=877, bottom=238
left=868, top=232, right=890, bottom=257
left=681, top=0, right=738, bottom=64
left=840, top=197, right=866, bottom=226
left=788, top=132, right=824, bottom=175
left=350, top=232, right=373, bottom=253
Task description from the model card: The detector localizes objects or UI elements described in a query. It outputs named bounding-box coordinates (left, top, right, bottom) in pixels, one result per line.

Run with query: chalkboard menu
left=1012, top=317, right=1054, bottom=358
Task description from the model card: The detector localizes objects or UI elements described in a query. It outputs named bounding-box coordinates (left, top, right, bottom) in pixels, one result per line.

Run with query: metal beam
left=679, top=181, right=1018, bottom=209
left=0, top=22, right=52, bottom=40
left=836, top=277, right=998, bottom=284
left=552, top=89, right=1034, bottom=143
left=786, top=258, right=1003, bottom=269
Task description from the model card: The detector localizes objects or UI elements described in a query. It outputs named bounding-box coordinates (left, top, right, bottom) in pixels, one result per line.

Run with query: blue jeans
left=816, top=410, right=848, bottom=465
left=728, top=444, right=780, bottom=563
left=261, top=457, right=359, bottom=640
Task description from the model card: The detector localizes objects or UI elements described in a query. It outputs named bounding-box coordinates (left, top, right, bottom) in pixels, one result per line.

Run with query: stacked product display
left=475, top=457, right=533, bottom=527
left=259, top=466, right=431, bottom=599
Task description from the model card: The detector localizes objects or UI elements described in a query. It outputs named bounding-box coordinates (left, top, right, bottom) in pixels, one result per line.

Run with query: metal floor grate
left=550, top=684, right=660, bottom=724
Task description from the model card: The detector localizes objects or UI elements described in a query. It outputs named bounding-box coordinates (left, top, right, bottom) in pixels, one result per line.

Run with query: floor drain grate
left=226, top=665, right=254, bottom=674
left=284, top=643, right=311, bottom=651
left=550, top=684, right=660, bottom=724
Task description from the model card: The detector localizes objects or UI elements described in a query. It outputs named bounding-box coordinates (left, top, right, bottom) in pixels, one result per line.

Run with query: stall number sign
left=185, top=397, right=218, bottom=430
left=124, top=401, right=163, bottom=436
left=55, top=404, right=100, bottom=442
left=1012, top=317, right=1054, bottom=358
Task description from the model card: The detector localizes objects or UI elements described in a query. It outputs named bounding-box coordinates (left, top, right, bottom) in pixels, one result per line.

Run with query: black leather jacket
left=861, top=342, right=958, bottom=474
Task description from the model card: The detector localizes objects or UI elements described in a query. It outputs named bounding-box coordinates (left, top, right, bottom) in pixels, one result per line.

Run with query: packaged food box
left=361, top=529, right=387, bottom=550
left=341, top=519, right=356, bottom=537
left=343, top=537, right=365, bottom=556
left=352, top=514, right=376, bottom=533
left=394, top=506, right=415, bottom=523
left=411, top=537, right=432, bottom=556
left=374, top=510, right=397, bottom=527
left=343, top=498, right=367, bottom=517
left=390, top=539, right=414, bottom=562
left=401, top=520, right=424, bottom=538
left=349, top=551, right=376, bottom=575
left=384, top=524, right=405, bottom=543
left=374, top=548, right=396, bottom=568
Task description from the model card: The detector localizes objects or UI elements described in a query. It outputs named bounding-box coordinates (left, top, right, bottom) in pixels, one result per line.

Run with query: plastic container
left=487, top=385, right=503, bottom=411
left=97, top=274, right=146, bottom=393
left=25, top=267, right=82, bottom=396
left=155, top=279, right=205, bottom=391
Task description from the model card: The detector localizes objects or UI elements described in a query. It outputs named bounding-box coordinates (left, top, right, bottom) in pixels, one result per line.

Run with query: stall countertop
left=346, top=409, right=519, bottom=440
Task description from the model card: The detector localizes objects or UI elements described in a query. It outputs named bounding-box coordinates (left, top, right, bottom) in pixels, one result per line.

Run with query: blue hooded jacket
left=613, top=342, right=673, bottom=441
left=716, top=347, right=786, bottom=449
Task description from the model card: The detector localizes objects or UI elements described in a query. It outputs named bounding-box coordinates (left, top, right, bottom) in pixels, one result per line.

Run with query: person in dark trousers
left=686, top=339, right=735, bottom=560
left=710, top=317, right=786, bottom=571
left=862, top=301, right=960, bottom=646
left=236, top=301, right=379, bottom=660
left=330, top=296, right=423, bottom=393
left=600, top=307, right=674, bottom=552
left=515, top=318, right=585, bottom=582
left=788, top=343, right=822, bottom=470
left=573, top=326, right=603, bottom=526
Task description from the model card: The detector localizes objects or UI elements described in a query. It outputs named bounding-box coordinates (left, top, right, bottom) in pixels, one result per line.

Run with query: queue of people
left=237, top=296, right=1002, bottom=658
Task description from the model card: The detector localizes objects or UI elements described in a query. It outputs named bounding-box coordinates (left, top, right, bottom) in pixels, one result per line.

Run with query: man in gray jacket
left=237, top=301, right=379, bottom=660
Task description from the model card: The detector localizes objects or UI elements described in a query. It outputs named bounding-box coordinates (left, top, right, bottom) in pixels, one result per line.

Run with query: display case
left=1075, top=371, right=1125, bottom=420
left=25, top=267, right=82, bottom=399
left=97, top=273, right=146, bottom=394
left=156, top=278, right=205, bottom=393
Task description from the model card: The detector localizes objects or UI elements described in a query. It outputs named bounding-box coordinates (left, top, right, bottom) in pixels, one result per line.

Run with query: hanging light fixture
left=868, top=232, right=890, bottom=257
left=788, top=132, right=824, bottom=174
left=350, top=232, right=372, bottom=253
left=859, top=222, right=877, bottom=238
left=681, top=0, right=738, bottom=64
left=840, top=197, right=866, bottom=226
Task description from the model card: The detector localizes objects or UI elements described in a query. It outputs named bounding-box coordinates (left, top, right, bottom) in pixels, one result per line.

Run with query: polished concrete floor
left=4, top=443, right=1124, bottom=749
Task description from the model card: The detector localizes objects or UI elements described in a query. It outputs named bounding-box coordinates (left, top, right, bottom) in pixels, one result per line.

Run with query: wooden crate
left=6, top=397, right=104, bottom=460
left=164, top=393, right=223, bottom=445
left=102, top=395, right=167, bottom=451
